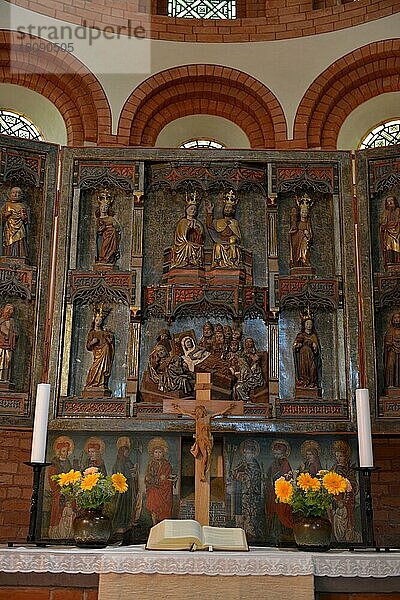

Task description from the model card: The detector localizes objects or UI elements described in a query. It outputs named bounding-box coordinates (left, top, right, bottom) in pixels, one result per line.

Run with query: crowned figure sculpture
left=289, top=193, right=315, bottom=274
left=205, top=189, right=242, bottom=270
left=82, top=304, right=115, bottom=398
left=170, top=191, right=205, bottom=269
left=94, top=188, right=121, bottom=270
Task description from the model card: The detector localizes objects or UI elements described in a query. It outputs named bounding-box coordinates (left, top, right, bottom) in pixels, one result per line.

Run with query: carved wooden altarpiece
left=1, top=139, right=398, bottom=546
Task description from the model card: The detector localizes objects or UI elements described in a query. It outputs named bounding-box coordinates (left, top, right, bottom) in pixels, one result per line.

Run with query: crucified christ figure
left=172, top=403, right=235, bottom=482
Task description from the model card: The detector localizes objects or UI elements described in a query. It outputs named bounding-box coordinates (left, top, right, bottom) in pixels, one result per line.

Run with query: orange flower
left=111, top=472, right=128, bottom=493
left=83, top=467, right=99, bottom=476
left=80, top=472, right=100, bottom=491
left=58, top=469, right=82, bottom=487
left=322, top=471, right=347, bottom=495
left=275, top=477, right=293, bottom=503
left=297, top=472, right=321, bottom=492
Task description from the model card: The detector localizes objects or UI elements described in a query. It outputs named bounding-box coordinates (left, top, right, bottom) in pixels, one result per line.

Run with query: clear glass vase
left=292, top=514, right=332, bottom=551
left=72, top=507, right=111, bottom=549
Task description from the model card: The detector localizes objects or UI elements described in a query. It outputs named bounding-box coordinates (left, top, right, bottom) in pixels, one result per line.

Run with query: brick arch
left=293, top=39, right=400, bottom=150
left=117, top=65, right=287, bottom=148
left=0, top=30, right=112, bottom=145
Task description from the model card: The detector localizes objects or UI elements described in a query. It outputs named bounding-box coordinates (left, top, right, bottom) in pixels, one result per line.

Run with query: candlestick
left=355, top=388, right=374, bottom=468
left=31, top=384, right=50, bottom=463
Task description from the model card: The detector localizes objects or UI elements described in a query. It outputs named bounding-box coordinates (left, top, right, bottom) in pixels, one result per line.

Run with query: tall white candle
left=355, top=388, right=374, bottom=468
left=30, top=384, right=50, bottom=463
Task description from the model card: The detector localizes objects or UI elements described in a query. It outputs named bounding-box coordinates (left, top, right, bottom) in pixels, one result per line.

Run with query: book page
left=146, top=519, right=203, bottom=550
left=202, top=526, right=248, bottom=551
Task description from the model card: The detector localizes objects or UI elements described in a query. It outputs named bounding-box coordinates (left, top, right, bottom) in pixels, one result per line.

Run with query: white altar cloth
left=0, top=546, right=399, bottom=578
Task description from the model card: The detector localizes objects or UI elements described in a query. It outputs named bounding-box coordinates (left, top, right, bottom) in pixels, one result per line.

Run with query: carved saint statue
left=170, top=192, right=205, bottom=269
left=83, top=305, right=115, bottom=397
left=0, top=303, right=18, bottom=384
left=384, top=312, right=400, bottom=390
left=206, top=190, right=242, bottom=269
left=95, top=189, right=121, bottom=266
left=289, top=193, right=314, bottom=269
left=380, top=195, right=400, bottom=269
left=172, top=403, right=234, bottom=482
left=293, top=313, right=322, bottom=392
left=2, top=187, right=28, bottom=259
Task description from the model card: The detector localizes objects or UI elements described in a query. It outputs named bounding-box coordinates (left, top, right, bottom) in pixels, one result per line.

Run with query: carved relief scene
left=139, top=162, right=269, bottom=416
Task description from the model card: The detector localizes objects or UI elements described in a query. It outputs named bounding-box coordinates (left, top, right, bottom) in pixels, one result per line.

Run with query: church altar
left=0, top=546, right=399, bottom=600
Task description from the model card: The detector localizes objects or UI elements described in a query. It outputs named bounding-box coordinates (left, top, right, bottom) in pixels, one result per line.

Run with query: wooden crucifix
left=170, top=372, right=242, bottom=526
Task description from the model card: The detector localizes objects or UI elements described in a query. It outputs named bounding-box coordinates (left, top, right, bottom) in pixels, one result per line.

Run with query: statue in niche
left=380, top=195, right=400, bottom=270
left=2, top=187, right=29, bottom=259
left=82, top=304, right=115, bottom=398
left=292, top=310, right=322, bottom=397
left=289, top=193, right=314, bottom=269
left=0, top=303, right=18, bottom=388
left=95, top=189, right=121, bottom=267
left=170, top=191, right=205, bottom=269
left=205, top=190, right=242, bottom=269
left=384, top=312, right=400, bottom=390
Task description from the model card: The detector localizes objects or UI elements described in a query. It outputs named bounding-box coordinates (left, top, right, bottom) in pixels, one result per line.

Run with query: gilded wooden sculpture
left=2, top=186, right=29, bottom=259
left=380, top=195, right=400, bottom=270
left=289, top=193, right=314, bottom=270
left=83, top=305, right=115, bottom=398
left=384, top=312, right=400, bottom=390
left=95, top=189, right=121, bottom=268
left=292, top=310, right=322, bottom=397
left=170, top=191, right=205, bottom=268
left=0, top=303, right=18, bottom=388
left=205, top=190, right=242, bottom=269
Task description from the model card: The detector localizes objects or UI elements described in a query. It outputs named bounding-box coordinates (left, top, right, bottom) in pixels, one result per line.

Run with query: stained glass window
left=0, top=109, right=43, bottom=141
left=168, top=0, right=236, bottom=19
left=180, top=138, right=225, bottom=149
left=359, top=119, right=400, bottom=149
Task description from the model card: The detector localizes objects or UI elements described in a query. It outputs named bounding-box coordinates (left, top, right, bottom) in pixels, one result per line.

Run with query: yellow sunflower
left=275, top=477, right=293, bottom=503
left=112, top=472, right=128, bottom=493
left=80, top=472, right=100, bottom=491
left=297, top=472, right=320, bottom=492
left=322, top=471, right=347, bottom=495
left=58, top=469, right=82, bottom=487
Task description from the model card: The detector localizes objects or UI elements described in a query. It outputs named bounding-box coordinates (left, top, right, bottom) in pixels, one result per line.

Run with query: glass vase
left=292, top=514, right=332, bottom=551
left=72, top=507, right=111, bottom=549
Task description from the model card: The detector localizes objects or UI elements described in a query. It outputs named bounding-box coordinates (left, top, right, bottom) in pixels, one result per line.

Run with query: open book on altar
left=146, top=519, right=249, bottom=551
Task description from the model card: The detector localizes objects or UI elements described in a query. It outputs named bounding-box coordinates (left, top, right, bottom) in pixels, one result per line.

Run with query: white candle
left=30, top=384, right=50, bottom=463
left=355, top=388, right=374, bottom=468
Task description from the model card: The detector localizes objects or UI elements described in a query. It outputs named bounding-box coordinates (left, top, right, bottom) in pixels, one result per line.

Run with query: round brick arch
left=117, top=65, right=287, bottom=148
left=293, top=39, right=400, bottom=150
left=0, top=30, right=112, bottom=145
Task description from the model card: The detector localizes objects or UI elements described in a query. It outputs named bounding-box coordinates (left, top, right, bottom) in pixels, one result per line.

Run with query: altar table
left=0, top=546, right=399, bottom=600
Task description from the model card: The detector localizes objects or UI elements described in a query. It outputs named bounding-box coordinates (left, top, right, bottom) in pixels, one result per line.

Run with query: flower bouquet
left=51, top=466, right=128, bottom=510
left=51, top=467, right=128, bottom=547
left=275, top=470, right=351, bottom=550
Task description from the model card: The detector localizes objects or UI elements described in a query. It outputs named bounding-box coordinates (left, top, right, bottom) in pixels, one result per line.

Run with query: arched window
left=168, top=0, right=236, bottom=19
left=0, top=109, right=43, bottom=141
left=359, top=119, right=400, bottom=149
left=180, top=138, right=225, bottom=149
